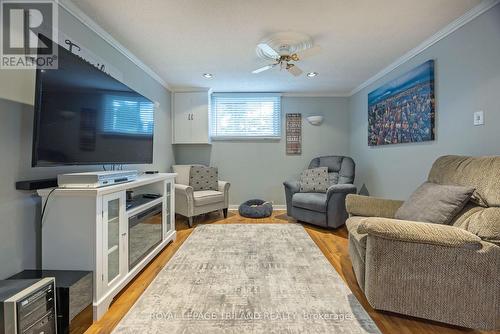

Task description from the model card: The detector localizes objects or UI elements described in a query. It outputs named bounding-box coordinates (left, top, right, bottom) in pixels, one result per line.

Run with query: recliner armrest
left=358, top=217, right=483, bottom=250
left=283, top=180, right=300, bottom=194
left=346, top=194, right=403, bottom=218
left=327, top=184, right=357, bottom=196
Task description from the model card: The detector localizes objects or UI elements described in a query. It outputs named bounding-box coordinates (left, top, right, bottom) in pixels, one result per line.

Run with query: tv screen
left=32, top=44, right=154, bottom=167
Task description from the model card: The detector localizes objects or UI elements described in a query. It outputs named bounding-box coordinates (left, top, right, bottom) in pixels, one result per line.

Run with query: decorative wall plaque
left=286, top=113, right=302, bottom=155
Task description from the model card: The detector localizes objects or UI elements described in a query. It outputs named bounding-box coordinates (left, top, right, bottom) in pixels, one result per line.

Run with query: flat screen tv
left=32, top=44, right=154, bottom=167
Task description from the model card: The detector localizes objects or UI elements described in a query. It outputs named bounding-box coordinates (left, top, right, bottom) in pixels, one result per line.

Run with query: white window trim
left=210, top=92, right=282, bottom=141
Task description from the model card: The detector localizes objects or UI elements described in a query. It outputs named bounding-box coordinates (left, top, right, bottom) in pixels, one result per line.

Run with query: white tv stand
left=37, top=173, right=176, bottom=320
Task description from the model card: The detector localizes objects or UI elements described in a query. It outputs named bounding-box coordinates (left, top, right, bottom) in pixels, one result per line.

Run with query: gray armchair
left=284, top=156, right=356, bottom=228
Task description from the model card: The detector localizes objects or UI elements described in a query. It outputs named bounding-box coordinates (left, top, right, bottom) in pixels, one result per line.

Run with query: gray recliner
left=284, top=156, right=356, bottom=228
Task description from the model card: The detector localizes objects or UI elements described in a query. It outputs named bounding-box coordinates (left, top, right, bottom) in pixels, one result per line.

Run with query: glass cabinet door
left=102, top=192, right=126, bottom=289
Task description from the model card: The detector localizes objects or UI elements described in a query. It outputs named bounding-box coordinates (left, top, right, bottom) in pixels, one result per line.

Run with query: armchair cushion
left=358, top=217, right=483, bottom=250
left=193, top=190, right=224, bottom=206
left=395, top=181, right=475, bottom=225
left=346, top=194, right=403, bottom=218
left=292, top=193, right=327, bottom=212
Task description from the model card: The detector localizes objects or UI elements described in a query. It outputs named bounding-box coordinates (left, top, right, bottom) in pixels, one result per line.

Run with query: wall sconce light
left=306, top=115, right=324, bottom=125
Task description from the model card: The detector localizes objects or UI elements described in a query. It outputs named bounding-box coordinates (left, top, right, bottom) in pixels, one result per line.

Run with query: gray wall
left=174, top=97, right=350, bottom=206
left=0, top=6, right=173, bottom=279
left=349, top=4, right=500, bottom=200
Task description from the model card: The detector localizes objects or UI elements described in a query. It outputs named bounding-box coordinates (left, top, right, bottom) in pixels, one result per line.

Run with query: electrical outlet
left=473, top=110, right=484, bottom=126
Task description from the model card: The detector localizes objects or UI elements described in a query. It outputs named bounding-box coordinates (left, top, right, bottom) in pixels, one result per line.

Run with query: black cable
left=41, top=187, right=57, bottom=227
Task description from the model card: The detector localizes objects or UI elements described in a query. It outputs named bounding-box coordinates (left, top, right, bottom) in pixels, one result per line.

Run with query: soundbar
left=58, top=170, right=138, bottom=188
left=16, top=178, right=58, bottom=190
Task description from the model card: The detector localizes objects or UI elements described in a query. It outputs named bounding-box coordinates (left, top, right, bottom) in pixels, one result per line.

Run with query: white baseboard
left=229, top=204, right=286, bottom=211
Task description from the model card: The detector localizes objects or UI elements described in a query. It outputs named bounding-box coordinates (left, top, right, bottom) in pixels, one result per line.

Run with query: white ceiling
left=71, top=0, right=480, bottom=94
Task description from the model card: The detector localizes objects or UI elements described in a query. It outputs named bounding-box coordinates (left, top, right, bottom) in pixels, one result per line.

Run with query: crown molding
left=57, top=0, right=171, bottom=91
left=281, top=92, right=350, bottom=98
left=349, top=0, right=500, bottom=96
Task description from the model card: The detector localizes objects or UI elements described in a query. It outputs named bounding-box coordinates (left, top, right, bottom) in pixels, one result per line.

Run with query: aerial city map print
left=368, top=60, right=435, bottom=146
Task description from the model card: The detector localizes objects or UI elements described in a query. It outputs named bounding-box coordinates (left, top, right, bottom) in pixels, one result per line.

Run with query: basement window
left=210, top=93, right=282, bottom=140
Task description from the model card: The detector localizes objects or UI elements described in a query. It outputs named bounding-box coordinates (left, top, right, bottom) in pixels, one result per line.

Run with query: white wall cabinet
left=172, top=90, right=211, bottom=144
left=38, top=173, right=176, bottom=320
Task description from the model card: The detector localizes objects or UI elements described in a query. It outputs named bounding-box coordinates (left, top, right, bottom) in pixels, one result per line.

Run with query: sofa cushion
left=292, top=192, right=327, bottom=212
left=190, top=166, right=218, bottom=191
left=428, top=155, right=500, bottom=207
left=193, top=190, right=224, bottom=206
left=453, top=206, right=500, bottom=246
left=299, top=167, right=329, bottom=193
left=395, top=181, right=475, bottom=225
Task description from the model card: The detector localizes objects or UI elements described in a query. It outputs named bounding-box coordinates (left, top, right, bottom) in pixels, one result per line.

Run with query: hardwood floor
left=82, top=211, right=494, bottom=334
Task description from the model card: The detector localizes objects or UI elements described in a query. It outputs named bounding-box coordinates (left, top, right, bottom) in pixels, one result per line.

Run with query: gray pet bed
left=239, top=199, right=273, bottom=218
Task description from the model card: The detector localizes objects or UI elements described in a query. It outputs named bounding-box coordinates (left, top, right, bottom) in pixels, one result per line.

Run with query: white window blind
left=210, top=93, right=281, bottom=139
left=103, top=95, right=154, bottom=135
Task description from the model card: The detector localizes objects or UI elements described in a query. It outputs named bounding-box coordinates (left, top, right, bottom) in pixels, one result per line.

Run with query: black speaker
left=15, top=178, right=58, bottom=190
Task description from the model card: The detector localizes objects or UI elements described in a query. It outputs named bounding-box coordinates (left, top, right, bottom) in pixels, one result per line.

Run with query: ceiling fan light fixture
left=307, top=72, right=319, bottom=78
left=202, top=73, right=213, bottom=79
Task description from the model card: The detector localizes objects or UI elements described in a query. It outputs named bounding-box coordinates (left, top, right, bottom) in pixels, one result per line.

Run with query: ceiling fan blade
left=252, top=64, right=276, bottom=74
left=287, top=64, right=303, bottom=77
left=295, top=45, right=321, bottom=60
left=257, top=43, right=280, bottom=59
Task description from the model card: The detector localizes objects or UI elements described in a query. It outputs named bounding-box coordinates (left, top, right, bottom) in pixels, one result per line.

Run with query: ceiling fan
left=252, top=41, right=321, bottom=77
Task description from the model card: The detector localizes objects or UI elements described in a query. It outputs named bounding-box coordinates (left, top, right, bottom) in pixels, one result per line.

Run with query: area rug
left=113, top=224, right=380, bottom=334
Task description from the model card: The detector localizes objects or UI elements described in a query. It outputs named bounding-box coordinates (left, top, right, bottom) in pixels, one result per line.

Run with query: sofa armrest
left=362, top=223, right=499, bottom=329
left=358, top=217, right=482, bottom=250
left=346, top=194, right=403, bottom=218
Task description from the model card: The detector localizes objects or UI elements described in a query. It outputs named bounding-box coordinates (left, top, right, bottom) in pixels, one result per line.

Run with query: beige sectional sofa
left=346, top=155, right=500, bottom=330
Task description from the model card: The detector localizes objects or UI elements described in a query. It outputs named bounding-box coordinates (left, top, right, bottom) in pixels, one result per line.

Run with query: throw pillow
left=189, top=166, right=218, bottom=191
left=395, top=181, right=475, bottom=225
left=299, top=167, right=329, bottom=193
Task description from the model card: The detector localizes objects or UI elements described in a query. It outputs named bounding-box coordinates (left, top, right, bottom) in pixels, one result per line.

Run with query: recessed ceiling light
left=307, top=72, right=318, bottom=78
left=202, top=73, right=213, bottom=79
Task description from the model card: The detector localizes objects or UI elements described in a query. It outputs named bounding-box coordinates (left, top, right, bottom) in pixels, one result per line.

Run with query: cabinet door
left=102, top=192, right=126, bottom=291
left=173, top=92, right=193, bottom=143
left=190, top=92, right=210, bottom=143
